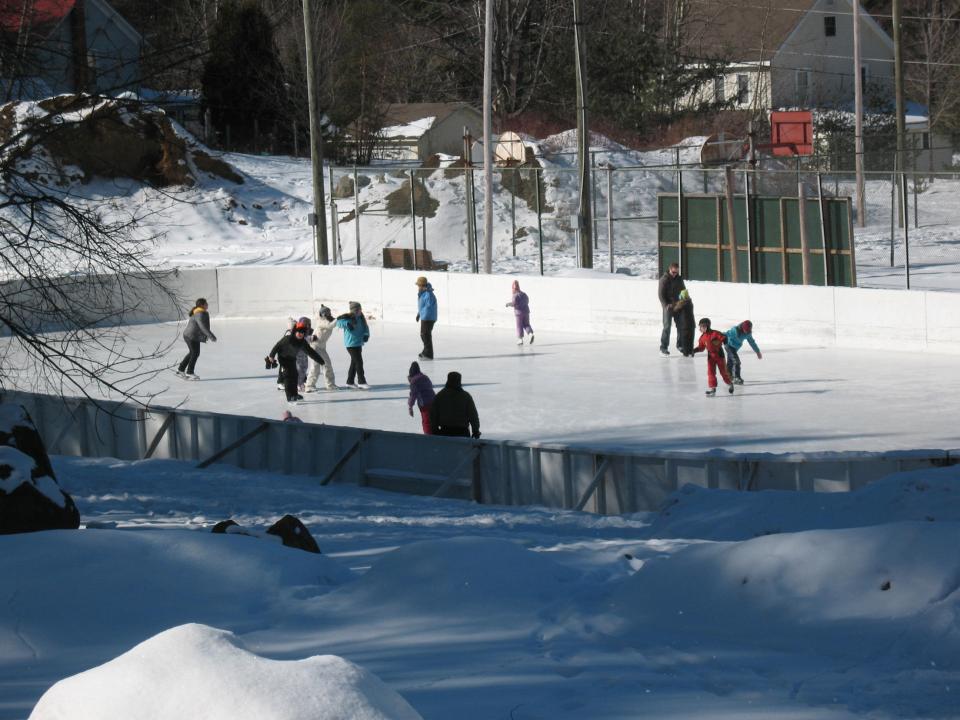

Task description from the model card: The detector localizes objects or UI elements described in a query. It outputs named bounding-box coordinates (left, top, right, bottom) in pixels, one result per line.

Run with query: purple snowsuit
left=508, top=290, right=533, bottom=338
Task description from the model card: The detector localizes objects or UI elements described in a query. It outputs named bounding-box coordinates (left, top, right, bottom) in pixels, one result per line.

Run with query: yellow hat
left=415, top=276, right=428, bottom=286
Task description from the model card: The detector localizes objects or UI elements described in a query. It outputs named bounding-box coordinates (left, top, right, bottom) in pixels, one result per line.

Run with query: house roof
left=0, top=0, right=76, bottom=34
left=681, top=0, right=821, bottom=63
left=382, top=102, right=480, bottom=131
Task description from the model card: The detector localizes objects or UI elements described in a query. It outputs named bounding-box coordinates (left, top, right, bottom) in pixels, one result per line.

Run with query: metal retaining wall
left=5, top=390, right=955, bottom=515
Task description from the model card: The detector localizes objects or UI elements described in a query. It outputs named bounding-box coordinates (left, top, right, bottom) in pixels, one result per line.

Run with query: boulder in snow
left=0, top=404, right=80, bottom=534
left=266, top=514, right=321, bottom=554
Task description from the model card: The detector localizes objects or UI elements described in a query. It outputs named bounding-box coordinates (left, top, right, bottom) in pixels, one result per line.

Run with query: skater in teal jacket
left=336, top=301, right=370, bottom=388
left=724, top=320, right=762, bottom=384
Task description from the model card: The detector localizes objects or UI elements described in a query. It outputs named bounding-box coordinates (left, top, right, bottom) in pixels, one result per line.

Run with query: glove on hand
left=264, top=356, right=278, bottom=370
left=415, top=314, right=420, bottom=322
left=472, top=430, right=482, bottom=439
left=408, top=407, right=414, bottom=417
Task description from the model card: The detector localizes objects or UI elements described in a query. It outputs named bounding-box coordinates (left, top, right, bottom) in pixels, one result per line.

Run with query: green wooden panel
left=804, top=200, right=825, bottom=251
left=783, top=198, right=801, bottom=249
left=826, top=200, right=850, bottom=250
left=660, top=246, right=679, bottom=275
left=755, top=252, right=783, bottom=284
left=687, top=247, right=718, bottom=281
left=755, top=198, right=783, bottom=248
left=808, top=253, right=826, bottom=286
left=829, top=253, right=852, bottom=286
left=685, top=197, right=718, bottom=245
left=660, top=196, right=679, bottom=222
left=785, top=253, right=805, bottom=284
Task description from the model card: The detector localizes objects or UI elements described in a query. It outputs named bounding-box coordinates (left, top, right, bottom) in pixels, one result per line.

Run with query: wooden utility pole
left=482, top=0, right=494, bottom=273
left=724, top=166, right=739, bottom=283
left=853, top=0, right=866, bottom=227
left=302, top=0, right=329, bottom=264
left=573, top=0, right=593, bottom=268
left=892, top=0, right=906, bottom=226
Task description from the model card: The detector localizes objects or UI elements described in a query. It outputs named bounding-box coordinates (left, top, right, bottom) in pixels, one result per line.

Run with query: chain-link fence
left=319, top=158, right=960, bottom=292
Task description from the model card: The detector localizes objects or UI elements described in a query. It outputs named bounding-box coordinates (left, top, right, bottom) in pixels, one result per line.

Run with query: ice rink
left=21, top=316, right=958, bottom=456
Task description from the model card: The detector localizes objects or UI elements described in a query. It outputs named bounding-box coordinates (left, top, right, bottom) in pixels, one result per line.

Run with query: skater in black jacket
left=429, top=371, right=481, bottom=438
left=266, top=321, right=326, bottom=402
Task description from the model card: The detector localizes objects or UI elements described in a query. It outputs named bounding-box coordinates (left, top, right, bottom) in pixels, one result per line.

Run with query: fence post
left=723, top=166, right=739, bottom=283
left=354, top=164, right=361, bottom=265
left=409, top=169, right=418, bottom=269
left=607, top=166, right=614, bottom=273
left=890, top=161, right=897, bottom=268
left=328, top=168, right=339, bottom=264
left=817, top=172, right=831, bottom=286
left=743, top=168, right=752, bottom=283
left=470, top=167, right=479, bottom=273
left=903, top=172, right=911, bottom=289
left=798, top=180, right=811, bottom=285
left=465, top=166, right=475, bottom=267
left=591, top=151, right=599, bottom=249
left=536, top=167, right=544, bottom=276
left=677, top=167, right=684, bottom=276
left=511, top=169, right=517, bottom=257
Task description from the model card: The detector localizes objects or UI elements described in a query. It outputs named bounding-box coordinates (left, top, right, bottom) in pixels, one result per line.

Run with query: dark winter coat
left=183, top=307, right=216, bottom=342
left=429, top=373, right=480, bottom=437
left=658, top=272, right=686, bottom=309
left=407, top=372, right=436, bottom=411
left=269, top=335, right=325, bottom=366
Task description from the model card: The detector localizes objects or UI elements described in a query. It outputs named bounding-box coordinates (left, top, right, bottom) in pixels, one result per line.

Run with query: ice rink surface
left=54, top=317, right=960, bottom=455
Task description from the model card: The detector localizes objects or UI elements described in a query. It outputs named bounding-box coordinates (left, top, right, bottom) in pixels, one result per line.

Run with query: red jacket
left=694, top=329, right=727, bottom=356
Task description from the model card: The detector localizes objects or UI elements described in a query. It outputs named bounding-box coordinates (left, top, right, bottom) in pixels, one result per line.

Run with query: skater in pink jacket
left=505, top=280, right=534, bottom=345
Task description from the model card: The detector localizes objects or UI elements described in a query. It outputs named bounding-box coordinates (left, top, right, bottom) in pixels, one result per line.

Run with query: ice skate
left=733, top=377, right=744, bottom=385
left=516, top=338, right=523, bottom=346
left=304, top=386, right=317, bottom=393
left=357, top=383, right=371, bottom=390
left=345, top=383, right=360, bottom=390
left=276, top=382, right=284, bottom=391
left=528, top=334, right=534, bottom=344
left=324, top=385, right=339, bottom=391
left=184, top=373, right=199, bottom=381
left=728, top=383, right=735, bottom=394
left=174, top=369, right=185, bottom=378
left=705, top=387, right=716, bottom=396
left=660, top=349, right=670, bottom=357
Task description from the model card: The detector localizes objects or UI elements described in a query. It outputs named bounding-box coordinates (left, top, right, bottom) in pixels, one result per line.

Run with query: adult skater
left=336, top=301, right=370, bottom=389
left=658, top=262, right=686, bottom=357
left=176, top=297, right=217, bottom=380
left=266, top=321, right=326, bottom=402
left=415, top=276, right=437, bottom=360
left=505, top=280, right=534, bottom=345
left=429, top=371, right=481, bottom=438
left=304, top=305, right=338, bottom=392
left=406, top=361, right=436, bottom=435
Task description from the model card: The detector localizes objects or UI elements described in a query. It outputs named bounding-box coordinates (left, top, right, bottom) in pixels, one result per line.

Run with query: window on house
left=922, top=132, right=930, bottom=150
left=737, top=74, right=749, bottom=104
left=860, top=65, right=869, bottom=88
left=796, top=70, right=810, bottom=106
left=824, top=16, right=836, bottom=36
left=714, top=76, right=725, bottom=103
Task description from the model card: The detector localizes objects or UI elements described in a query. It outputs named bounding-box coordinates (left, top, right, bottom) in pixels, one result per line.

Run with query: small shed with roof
left=377, top=102, right=482, bottom=160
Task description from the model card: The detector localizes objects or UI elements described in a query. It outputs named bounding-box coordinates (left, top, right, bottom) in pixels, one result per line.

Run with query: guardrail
left=4, top=390, right=955, bottom=515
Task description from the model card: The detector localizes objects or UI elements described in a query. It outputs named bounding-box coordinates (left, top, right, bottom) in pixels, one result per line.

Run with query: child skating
left=505, top=280, right=534, bottom=345
left=304, top=305, right=338, bottom=392
left=336, top=301, right=370, bottom=389
left=406, top=361, right=436, bottom=434
left=674, top=289, right=695, bottom=357
left=176, top=298, right=216, bottom=379
left=692, top=317, right=734, bottom=396
left=724, top=320, right=762, bottom=384
left=266, top=320, right=327, bottom=403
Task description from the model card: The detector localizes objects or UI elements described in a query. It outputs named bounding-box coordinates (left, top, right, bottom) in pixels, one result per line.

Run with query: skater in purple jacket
left=406, top=361, right=436, bottom=434
left=505, top=280, right=534, bottom=345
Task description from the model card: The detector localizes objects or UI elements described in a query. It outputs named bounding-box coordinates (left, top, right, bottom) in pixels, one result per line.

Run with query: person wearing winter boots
left=429, top=371, right=481, bottom=438
left=266, top=321, right=326, bottom=402
left=692, top=317, right=734, bottom=396
left=724, top=320, right=762, bottom=385
left=276, top=317, right=295, bottom=390
left=304, top=305, right=338, bottom=392
left=406, top=361, right=436, bottom=434
left=674, top=288, right=695, bottom=356
left=336, top=301, right=370, bottom=389
left=505, top=280, right=534, bottom=345
left=658, top=262, right=686, bottom=356
left=415, top=276, right=437, bottom=359
left=177, top=298, right=217, bottom=380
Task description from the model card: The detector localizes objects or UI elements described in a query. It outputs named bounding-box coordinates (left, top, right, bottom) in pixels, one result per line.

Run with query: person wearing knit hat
left=723, top=319, right=762, bottom=385
left=406, top=361, right=436, bottom=434
left=429, top=371, right=481, bottom=438
left=414, top=276, right=438, bottom=360
left=335, top=301, right=371, bottom=389
left=304, top=305, right=338, bottom=392
left=505, top=280, right=534, bottom=346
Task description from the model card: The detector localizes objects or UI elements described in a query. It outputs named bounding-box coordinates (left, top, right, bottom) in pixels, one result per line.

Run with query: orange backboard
left=770, top=111, right=813, bottom=156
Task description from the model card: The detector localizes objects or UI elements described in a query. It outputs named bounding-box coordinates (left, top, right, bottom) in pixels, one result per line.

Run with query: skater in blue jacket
left=724, top=320, right=762, bottom=385
left=415, top=276, right=437, bottom=359
left=336, top=301, right=371, bottom=389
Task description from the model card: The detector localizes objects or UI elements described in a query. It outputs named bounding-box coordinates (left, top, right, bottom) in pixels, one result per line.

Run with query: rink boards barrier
left=5, top=390, right=955, bottom=515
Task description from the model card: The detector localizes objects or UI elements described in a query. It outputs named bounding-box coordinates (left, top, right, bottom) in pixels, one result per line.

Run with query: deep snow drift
left=2, top=455, right=959, bottom=719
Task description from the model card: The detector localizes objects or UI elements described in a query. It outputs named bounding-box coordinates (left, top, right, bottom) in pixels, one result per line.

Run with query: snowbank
left=29, top=623, right=422, bottom=720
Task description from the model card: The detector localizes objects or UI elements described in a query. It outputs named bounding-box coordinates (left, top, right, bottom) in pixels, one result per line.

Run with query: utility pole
left=853, top=0, right=866, bottom=227
left=573, top=0, right=593, bottom=268
left=892, top=0, right=906, bottom=226
left=302, top=0, right=328, bottom=264
left=482, top=0, right=494, bottom=273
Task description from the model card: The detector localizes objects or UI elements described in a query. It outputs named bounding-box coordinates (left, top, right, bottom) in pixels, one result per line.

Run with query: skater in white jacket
left=304, top=305, right=338, bottom=391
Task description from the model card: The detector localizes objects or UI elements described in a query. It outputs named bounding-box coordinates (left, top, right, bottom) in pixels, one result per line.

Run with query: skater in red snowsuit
left=692, top=317, right=734, bottom=396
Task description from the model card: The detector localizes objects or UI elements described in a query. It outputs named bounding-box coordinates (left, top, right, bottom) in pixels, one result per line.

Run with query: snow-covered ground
left=51, top=136, right=957, bottom=291
left=3, top=456, right=960, bottom=719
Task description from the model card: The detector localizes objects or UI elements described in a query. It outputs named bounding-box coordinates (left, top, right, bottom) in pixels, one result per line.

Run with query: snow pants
left=514, top=312, right=533, bottom=339
left=726, top=347, right=742, bottom=380
left=420, top=320, right=435, bottom=359
left=346, top=346, right=366, bottom=385
left=178, top=339, right=201, bottom=374
left=706, top=351, right=732, bottom=389
left=305, top=345, right=336, bottom=389
left=419, top=406, right=433, bottom=435
left=676, top=306, right=695, bottom=355
left=279, top=359, right=300, bottom=400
